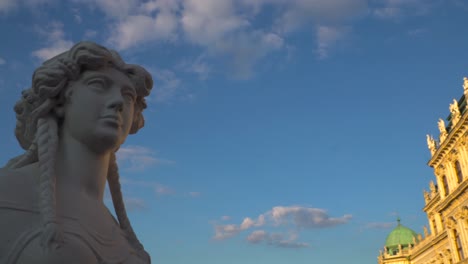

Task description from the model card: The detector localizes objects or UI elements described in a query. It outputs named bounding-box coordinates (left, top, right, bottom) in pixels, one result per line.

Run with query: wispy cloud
left=84, top=29, right=98, bottom=39
left=371, top=0, right=437, bottom=20
left=116, top=145, right=174, bottom=172
left=0, top=0, right=16, bottom=13
left=104, top=187, right=147, bottom=212
left=32, top=21, right=74, bottom=61
left=72, top=8, right=82, bottom=24
left=212, top=205, right=351, bottom=248
left=364, top=222, right=394, bottom=229
left=407, top=28, right=428, bottom=37
left=177, top=55, right=212, bottom=80
left=315, top=25, right=350, bottom=59
left=188, top=191, right=201, bottom=197
left=0, top=57, right=5, bottom=65
left=0, top=0, right=56, bottom=14
left=120, top=178, right=177, bottom=197
left=68, top=0, right=371, bottom=78
left=124, top=197, right=148, bottom=211
left=151, top=69, right=183, bottom=103
left=155, top=183, right=175, bottom=196
left=246, top=230, right=309, bottom=248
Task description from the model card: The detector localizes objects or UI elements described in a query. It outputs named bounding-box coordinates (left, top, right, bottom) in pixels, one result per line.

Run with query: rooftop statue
left=0, top=41, right=152, bottom=263
left=463, top=77, right=468, bottom=93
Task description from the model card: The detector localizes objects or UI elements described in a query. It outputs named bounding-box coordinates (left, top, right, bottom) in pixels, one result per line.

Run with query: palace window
left=443, top=175, right=450, bottom=195
left=455, top=229, right=465, bottom=260
left=432, top=218, right=438, bottom=234
left=455, top=160, right=463, bottom=183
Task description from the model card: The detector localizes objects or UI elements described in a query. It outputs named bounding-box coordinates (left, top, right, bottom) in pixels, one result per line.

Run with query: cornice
left=423, top=193, right=441, bottom=213
left=436, top=180, right=468, bottom=212
left=411, top=231, right=448, bottom=258
left=429, top=114, right=468, bottom=168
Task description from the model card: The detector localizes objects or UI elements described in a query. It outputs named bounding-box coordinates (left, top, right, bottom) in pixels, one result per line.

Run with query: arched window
left=455, top=229, right=465, bottom=260
left=443, top=175, right=450, bottom=195
left=455, top=160, right=463, bottom=183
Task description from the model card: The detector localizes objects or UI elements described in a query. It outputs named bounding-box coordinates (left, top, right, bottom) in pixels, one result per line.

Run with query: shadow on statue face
left=56, top=66, right=137, bottom=154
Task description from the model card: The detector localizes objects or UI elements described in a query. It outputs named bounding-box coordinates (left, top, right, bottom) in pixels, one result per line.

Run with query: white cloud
left=108, top=12, right=178, bottom=50
left=246, top=230, right=267, bottom=243
left=315, top=25, right=350, bottom=59
left=84, top=29, right=98, bottom=39
left=74, top=0, right=139, bottom=18
left=181, top=0, right=248, bottom=46
left=0, top=0, right=16, bottom=13
left=373, top=7, right=400, bottom=19
left=213, top=224, right=241, bottom=240
left=240, top=217, right=256, bottom=230
left=247, top=230, right=309, bottom=248
left=270, top=206, right=352, bottom=228
left=212, top=205, right=351, bottom=245
left=72, top=8, right=82, bottom=24
left=151, top=69, right=182, bottom=102
left=279, top=0, right=365, bottom=34
left=221, top=215, right=231, bottom=221
left=69, top=0, right=372, bottom=79
left=0, top=57, right=5, bottom=65
left=371, top=0, right=436, bottom=20
left=32, top=22, right=73, bottom=61
left=139, top=0, right=180, bottom=15
left=213, top=30, right=285, bottom=79
left=116, top=145, right=174, bottom=171
left=108, top=15, right=157, bottom=50
left=0, top=0, right=56, bottom=14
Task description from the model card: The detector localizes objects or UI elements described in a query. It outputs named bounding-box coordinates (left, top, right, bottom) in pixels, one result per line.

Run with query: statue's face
left=61, top=66, right=136, bottom=154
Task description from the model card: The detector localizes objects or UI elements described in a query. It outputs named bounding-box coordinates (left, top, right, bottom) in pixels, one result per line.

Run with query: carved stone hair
left=5, top=41, right=152, bottom=262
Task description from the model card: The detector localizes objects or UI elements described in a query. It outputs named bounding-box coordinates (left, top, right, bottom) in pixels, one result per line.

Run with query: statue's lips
left=100, top=115, right=121, bottom=127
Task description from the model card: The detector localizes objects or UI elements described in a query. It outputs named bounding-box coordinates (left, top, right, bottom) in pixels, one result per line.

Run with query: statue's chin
left=86, top=132, right=122, bottom=155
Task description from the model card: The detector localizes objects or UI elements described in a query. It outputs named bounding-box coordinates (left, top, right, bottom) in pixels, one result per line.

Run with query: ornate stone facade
left=379, top=77, right=468, bottom=264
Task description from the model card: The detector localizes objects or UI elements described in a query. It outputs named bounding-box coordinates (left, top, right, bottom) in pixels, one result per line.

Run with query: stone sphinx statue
left=0, top=41, right=152, bottom=263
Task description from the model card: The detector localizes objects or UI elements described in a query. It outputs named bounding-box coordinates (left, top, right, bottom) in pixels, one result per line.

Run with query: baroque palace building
left=378, top=78, right=468, bottom=264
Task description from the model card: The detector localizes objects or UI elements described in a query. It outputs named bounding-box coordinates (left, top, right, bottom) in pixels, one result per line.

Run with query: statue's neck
left=55, top=132, right=110, bottom=202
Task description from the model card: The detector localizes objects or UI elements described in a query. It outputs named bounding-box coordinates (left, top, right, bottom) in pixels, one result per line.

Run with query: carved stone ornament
left=460, top=136, right=468, bottom=146
left=446, top=217, right=456, bottom=230
left=430, top=180, right=437, bottom=194
left=438, top=119, right=448, bottom=143
left=427, top=134, right=437, bottom=155
left=450, top=99, right=461, bottom=125
left=462, top=207, right=468, bottom=219
left=0, top=42, right=153, bottom=263
left=423, top=225, right=429, bottom=237
left=424, top=189, right=430, bottom=203
left=464, top=77, right=468, bottom=95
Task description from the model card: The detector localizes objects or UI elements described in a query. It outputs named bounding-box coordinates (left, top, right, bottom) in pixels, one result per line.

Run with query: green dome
left=385, top=219, right=418, bottom=251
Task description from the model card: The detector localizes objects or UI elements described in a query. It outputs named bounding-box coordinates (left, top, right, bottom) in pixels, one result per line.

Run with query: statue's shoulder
left=0, top=163, right=40, bottom=211
left=0, top=164, right=42, bottom=262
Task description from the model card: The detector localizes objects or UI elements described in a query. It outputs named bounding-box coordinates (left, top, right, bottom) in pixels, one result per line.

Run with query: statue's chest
left=6, top=213, right=135, bottom=264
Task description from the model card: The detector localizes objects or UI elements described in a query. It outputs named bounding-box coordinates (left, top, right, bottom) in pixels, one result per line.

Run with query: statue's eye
left=88, top=79, right=106, bottom=90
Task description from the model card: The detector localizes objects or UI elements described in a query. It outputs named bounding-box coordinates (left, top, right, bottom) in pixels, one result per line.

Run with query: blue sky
left=1, top=0, right=468, bottom=263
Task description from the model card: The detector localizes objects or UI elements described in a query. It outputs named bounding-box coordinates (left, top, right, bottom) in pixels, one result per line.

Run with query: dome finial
left=397, top=217, right=401, bottom=225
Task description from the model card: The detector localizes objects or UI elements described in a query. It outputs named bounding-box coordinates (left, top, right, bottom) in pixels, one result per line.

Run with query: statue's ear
left=53, top=104, right=65, bottom=118
left=54, top=87, right=73, bottom=118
